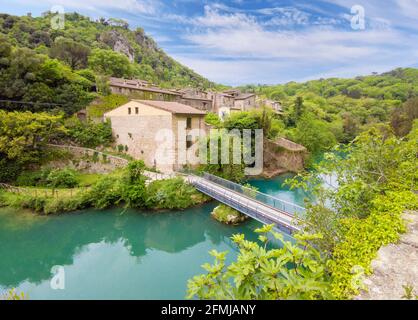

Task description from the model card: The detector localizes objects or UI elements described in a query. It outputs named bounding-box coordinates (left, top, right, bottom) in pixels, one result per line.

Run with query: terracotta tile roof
left=135, top=100, right=206, bottom=115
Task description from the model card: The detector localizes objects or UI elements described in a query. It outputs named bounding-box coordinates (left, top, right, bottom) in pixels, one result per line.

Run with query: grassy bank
left=0, top=162, right=210, bottom=215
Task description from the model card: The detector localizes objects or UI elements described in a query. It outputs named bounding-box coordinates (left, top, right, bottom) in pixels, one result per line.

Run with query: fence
left=199, top=172, right=306, bottom=216
left=0, top=183, right=88, bottom=198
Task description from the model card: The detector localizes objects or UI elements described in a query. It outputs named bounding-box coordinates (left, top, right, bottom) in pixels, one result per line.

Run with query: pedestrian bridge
left=185, top=173, right=305, bottom=234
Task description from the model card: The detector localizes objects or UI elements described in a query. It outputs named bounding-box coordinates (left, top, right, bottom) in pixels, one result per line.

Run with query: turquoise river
left=0, top=174, right=307, bottom=300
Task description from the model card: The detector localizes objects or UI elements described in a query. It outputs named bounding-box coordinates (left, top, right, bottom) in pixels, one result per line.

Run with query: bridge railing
left=200, top=172, right=306, bottom=216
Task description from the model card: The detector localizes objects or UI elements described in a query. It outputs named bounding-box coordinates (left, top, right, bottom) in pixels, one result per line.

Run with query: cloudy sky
left=2, top=0, right=418, bottom=85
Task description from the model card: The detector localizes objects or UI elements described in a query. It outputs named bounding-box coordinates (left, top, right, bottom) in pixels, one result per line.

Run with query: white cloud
left=173, top=2, right=418, bottom=84
left=396, top=0, right=418, bottom=19
left=12, top=0, right=159, bottom=15
left=192, top=5, right=258, bottom=29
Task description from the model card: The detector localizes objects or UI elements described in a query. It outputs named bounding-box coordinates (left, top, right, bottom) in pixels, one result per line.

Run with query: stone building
left=109, top=77, right=182, bottom=102
left=104, top=100, right=206, bottom=173
left=233, top=93, right=256, bottom=111
left=223, top=89, right=256, bottom=112
left=258, top=98, right=283, bottom=114
left=177, top=88, right=213, bottom=112
left=208, top=92, right=236, bottom=120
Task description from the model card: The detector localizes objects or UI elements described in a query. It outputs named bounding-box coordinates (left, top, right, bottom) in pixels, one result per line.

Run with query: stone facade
left=104, top=100, right=206, bottom=173
left=234, top=94, right=256, bottom=111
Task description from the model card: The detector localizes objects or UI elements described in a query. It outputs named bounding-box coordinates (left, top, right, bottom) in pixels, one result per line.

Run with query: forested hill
left=0, top=12, right=213, bottom=88
left=237, top=68, right=418, bottom=144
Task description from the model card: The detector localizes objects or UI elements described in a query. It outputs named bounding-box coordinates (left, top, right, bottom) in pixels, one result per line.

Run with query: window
left=186, top=117, right=192, bottom=129
left=203, top=102, right=208, bottom=109
left=135, top=107, right=139, bottom=114
left=186, top=135, right=193, bottom=149
left=128, top=107, right=131, bottom=115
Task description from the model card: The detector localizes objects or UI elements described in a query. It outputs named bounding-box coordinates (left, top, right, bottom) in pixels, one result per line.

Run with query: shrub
left=65, top=116, right=113, bottom=148
left=47, top=168, right=79, bottom=188
left=211, top=204, right=247, bottom=225
left=16, top=168, right=51, bottom=187
left=145, top=178, right=204, bottom=210
left=83, top=175, right=122, bottom=209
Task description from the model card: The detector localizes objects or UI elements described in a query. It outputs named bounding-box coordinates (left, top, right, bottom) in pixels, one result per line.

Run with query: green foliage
left=88, top=48, right=133, bottom=78
left=16, top=168, right=51, bottom=187
left=329, top=191, right=417, bottom=299
left=0, top=34, right=94, bottom=114
left=65, top=116, right=113, bottom=148
left=0, top=156, right=23, bottom=182
left=211, top=204, right=247, bottom=225
left=87, top=94, right=129, bottom=118
left=1, top=288, right=27, bottom=300
left=83, top=175, right=122, bottom=209
left=390, top=97, right=418, bottom=137
left=204, top=112, right=222, bottom=127
left=50, top=36, right=90, bottom=70
left=285, top=123, right=418, bottom=299
left=290, top=113, right=337, bottom=156
left=187, top=225, right=333, bottom=300
left=0, top=110, right=66, bottom=164
left=46, top=168, right=79, bottom=188
left=145, top=177, right=206, bottom=210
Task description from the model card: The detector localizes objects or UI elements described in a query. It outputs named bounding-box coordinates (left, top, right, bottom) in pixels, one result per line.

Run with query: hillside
left=238, top=68, right=418, bottom=143
left=0, top=12, right=214, bottom=88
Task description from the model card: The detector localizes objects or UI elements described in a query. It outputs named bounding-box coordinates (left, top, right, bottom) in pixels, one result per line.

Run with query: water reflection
left=0, top=204, right=261, bottom=297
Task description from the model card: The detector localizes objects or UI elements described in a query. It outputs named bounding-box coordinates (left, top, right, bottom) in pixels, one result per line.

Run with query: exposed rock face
left=358, top=211, right=418, bottom=300
left=263, top=138, right=308, bottom=178
left=99, top=30, right=135, bottom=62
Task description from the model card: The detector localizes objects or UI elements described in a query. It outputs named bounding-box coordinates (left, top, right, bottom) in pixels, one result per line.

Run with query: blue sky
left=2, top=0, right=418, bottom=85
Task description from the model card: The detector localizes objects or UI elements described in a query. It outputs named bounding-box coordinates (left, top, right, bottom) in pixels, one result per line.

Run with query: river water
left=0, top=174, right=307, bottom=300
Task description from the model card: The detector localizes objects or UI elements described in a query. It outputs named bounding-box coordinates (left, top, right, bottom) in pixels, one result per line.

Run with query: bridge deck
left=187, top=175, right=302, bottom=233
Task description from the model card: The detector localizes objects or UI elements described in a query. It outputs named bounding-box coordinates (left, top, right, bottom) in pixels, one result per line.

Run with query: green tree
left=50, top=37, right=90, bottom=70
left=88, top=48, right=133, bottom=78
left=291, top=113, right=337, bottom=155
left=0, top=110, right=66, bottom=163
left=187, top=225, right=332, bottom=300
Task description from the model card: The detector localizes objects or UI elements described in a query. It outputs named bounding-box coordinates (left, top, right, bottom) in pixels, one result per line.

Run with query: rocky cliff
left=263, top=138, right=308, bottom=178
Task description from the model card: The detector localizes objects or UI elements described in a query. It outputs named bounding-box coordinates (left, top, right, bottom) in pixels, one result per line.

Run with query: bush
left=16, top=168, right=51, bottom=187
left=145, top=178, right=205, bottom=210
left=0, top=157, right=23, bottom=182
left=211, top=204, right=247, bottom=225
left=83, top=175, right=122, bottom=209
left=65, top=116, right=113, bottom=148
left=47, top=168, right=79, bottom=188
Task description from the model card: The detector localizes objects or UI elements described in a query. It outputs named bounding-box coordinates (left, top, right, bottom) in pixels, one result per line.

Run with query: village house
left=108, top=77, right=261, bottom=120
left=109, top=77, right=182, bottom=102
left=208, top=92, right=236, bottom=120
left=104, top=100, right=206, bottom=173
left=177, top=88, right=213, bottom=112
left=261, top=99, right=283, bottom=114
left=223, top=89, right=256, bottom=111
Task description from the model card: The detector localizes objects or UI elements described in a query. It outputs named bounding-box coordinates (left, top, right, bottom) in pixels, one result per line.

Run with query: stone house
left=109, top=77, right=182, bottom=102
left=177, top=88, right=213, bottom=112
left=258, top=98, right=283, bottom=114
left=223, top=89, right=256, bottom=112
left=208, top=92, right=236, bottom=120
left=104, top=100, right=206, bottom=173
left=233, top=93, right=256, bottom=111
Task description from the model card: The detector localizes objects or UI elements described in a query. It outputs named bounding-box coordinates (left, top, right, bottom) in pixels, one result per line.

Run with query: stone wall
left=47, top=144, right=128, bottom=174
